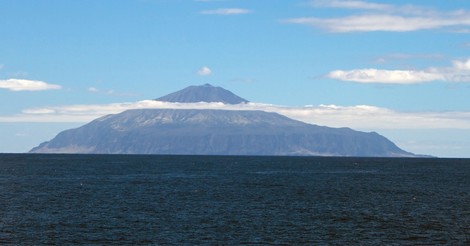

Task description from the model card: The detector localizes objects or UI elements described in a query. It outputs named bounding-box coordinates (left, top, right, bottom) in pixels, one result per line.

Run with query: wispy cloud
left=310, top=0, right=391, bottom=10
left=285, top=1, right=470, bottom=32
left=0, top=64, right=4, bottom=70
left=200, top=8, right=252, bottom=15
left=197, top=66, right=212, bottom=76
left=194, top=0, right=226, bottom=2
left=328, top=69, right=443, bottom=84
left=328, top=57, right=470, bottom=84
left=88, top=87, right=99, bottom=93
left=0, top=79, right=62, bottom=91
left=285, top=14, right=470, bottom=33
left=375, top=53, right=444, bottom=63
left=2, top=101, right=470, bottom=131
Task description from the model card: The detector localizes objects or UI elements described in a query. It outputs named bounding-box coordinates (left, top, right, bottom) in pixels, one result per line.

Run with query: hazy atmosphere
left=1, top=0, right=470, bottom=157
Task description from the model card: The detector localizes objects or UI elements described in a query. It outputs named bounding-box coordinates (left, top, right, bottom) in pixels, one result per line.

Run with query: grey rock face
left=30, top=109, right=415, bottom=157
left=155, top=84, right=249, bottom=104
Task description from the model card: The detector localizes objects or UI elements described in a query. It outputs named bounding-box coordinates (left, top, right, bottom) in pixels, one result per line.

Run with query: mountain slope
left=30, top=109, right=415, bottom=157
left=155, top=84, right=248, bottom=104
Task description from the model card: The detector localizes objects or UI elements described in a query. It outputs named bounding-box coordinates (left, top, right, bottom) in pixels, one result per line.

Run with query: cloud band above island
left=1, top=100, right=469, bottom=131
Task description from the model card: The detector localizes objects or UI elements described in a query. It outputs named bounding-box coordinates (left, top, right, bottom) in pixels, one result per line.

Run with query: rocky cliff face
left=30, top=109, right=415, bottom=157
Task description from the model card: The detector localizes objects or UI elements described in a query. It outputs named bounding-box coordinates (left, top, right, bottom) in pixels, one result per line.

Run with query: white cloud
left=310, top=0, right=391, bottom=10
left=2, top=100, right=470, bottom=131
left=285, top=1, right=470, bottom=33
left=194, top=0, right=226, bottom=2
left=452, top=59, right=470, bottom=71
left=22, top=108, right=57, bottom=114
left=88, top=87, right=99, bottom=93
left=200, top=8, right=252, bottom=15
left=285, top=14, right=470, bottom=33
left=327, top=69, right=443, bottom=84
left=375, top=53, right=444, bottom=63
left=276, top=104, right=470, bottom=130
left=328, top=57, right=470, bottom=84
left=197, top=66, right=212, bottom=76
left=0, top=79, right=62, bottom=91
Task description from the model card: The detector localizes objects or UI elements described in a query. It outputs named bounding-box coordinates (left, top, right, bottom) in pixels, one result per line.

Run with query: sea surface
left=0, top=154, right=469, bottom=245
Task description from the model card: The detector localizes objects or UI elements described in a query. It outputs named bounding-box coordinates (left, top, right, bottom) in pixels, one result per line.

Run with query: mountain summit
left=155, top=84, right=248, bottom=104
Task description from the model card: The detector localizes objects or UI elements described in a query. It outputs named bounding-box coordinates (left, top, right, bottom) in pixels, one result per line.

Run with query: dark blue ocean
left=0, top=154, right=469, bottom=245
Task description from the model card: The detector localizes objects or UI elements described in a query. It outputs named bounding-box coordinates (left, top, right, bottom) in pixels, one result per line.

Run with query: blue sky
left=1, top=0, right=470, bottom=157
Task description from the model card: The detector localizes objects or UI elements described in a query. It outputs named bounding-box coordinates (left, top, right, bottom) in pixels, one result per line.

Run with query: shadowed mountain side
left=155, top=84, right=248, bottom=104
left=30, top=109, right=415, bottom=157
